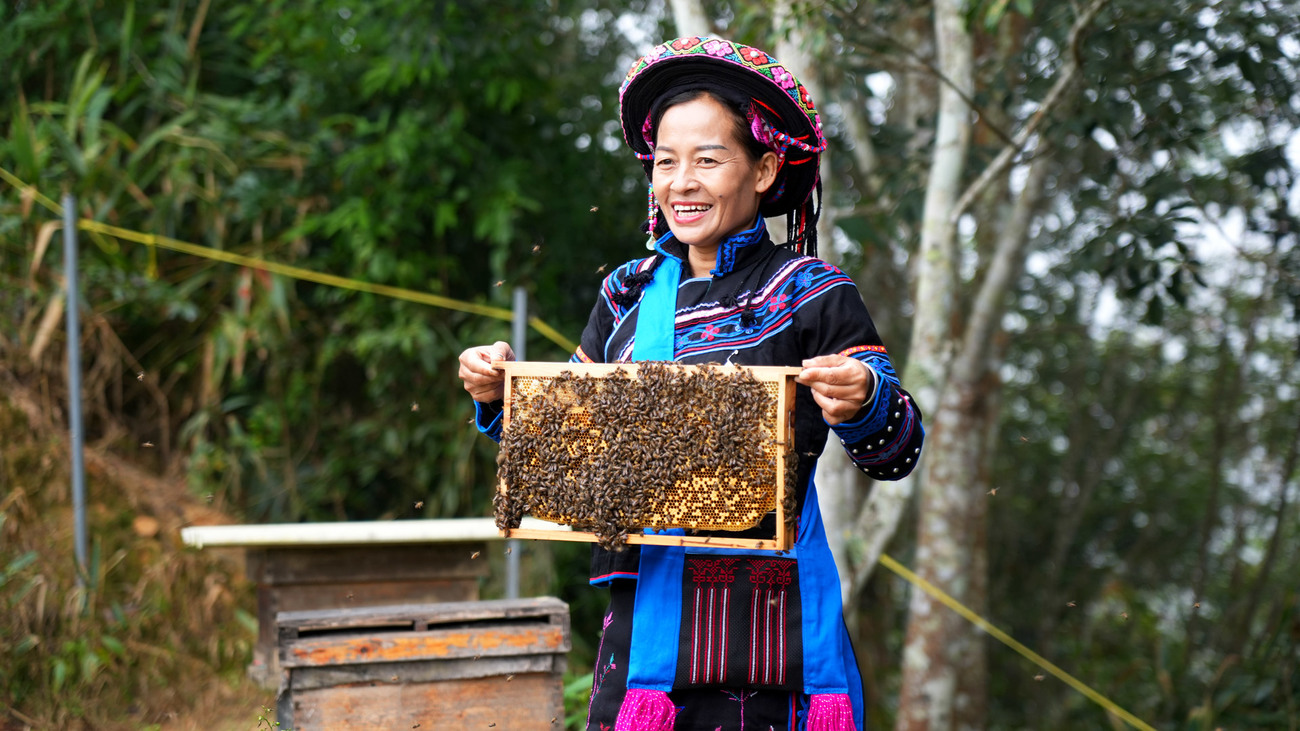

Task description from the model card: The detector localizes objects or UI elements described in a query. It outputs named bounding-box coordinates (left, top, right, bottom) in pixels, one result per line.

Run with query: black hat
left=619, top=36, right=827, bottom=220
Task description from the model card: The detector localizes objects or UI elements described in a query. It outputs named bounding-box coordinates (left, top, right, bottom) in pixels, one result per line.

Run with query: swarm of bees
left=495, top=362, right=796, bottom=550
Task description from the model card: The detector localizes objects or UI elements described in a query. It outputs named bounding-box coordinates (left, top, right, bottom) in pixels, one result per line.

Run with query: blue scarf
left=617, top=226, right=862, bottom=731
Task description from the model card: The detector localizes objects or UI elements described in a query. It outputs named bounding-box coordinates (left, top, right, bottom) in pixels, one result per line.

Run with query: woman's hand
left=796, top=355, right=877, bottom=426
left=457, top=341, right=516, bottom=402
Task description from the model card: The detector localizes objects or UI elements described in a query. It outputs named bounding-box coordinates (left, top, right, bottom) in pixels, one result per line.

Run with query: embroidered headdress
left=618, top=36, right=828, bottom=257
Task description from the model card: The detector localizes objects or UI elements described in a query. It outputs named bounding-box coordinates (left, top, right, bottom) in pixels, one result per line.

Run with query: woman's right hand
left=457, top=341, right=515, bottom=403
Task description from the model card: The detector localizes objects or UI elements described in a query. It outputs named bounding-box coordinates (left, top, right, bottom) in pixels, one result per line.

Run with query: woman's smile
left=670, top=202, right=712, bottom=224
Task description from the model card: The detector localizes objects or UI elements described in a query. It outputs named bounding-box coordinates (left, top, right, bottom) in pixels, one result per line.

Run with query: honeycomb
left=495, top=362, right=795, bottom=550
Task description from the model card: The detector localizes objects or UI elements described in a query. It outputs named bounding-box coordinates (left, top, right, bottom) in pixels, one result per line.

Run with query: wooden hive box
left=496, top=361, right=801, bottom=551
left=275, top=597, right=570, bottom=730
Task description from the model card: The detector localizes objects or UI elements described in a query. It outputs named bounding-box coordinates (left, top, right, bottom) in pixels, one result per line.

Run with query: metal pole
left=64, top=194, right=88, bottom=587
left=505, top=287, right=527, bottom=599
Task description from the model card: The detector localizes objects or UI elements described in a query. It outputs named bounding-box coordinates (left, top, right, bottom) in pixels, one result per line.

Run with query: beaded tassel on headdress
left=645, top=180, right=658, bottom=249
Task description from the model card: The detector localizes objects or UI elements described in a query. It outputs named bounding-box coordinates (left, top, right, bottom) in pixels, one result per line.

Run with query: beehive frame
left=494, top=361, right=800, bottom=551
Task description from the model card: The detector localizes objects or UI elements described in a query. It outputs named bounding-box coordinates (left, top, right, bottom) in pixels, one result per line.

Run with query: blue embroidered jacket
left=475, top=223, right=924, bottom=584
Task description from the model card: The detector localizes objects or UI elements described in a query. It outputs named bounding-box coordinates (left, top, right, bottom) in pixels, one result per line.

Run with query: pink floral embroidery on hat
left=703, top=38, right=734, bottom=57
left=772, top=66, right=795, bottom=89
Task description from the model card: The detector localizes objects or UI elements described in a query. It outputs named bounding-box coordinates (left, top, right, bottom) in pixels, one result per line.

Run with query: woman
left=459, top=36, right=923, bottom=731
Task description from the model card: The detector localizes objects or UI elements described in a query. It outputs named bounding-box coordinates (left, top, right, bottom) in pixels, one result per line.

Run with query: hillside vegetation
left=0, top=376, right=266, bottom=729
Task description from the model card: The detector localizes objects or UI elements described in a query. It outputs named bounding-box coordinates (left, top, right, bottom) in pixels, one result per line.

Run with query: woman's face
left=652, top=96, right=778, bottom=255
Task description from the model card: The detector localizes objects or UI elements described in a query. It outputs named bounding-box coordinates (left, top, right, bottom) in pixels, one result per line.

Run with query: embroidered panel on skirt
left=675, top=555, right=803, bottom=690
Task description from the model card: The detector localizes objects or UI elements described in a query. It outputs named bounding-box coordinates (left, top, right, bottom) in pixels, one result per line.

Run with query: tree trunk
left=893, top=0, right=973, bottom=723
left=668, top=0, right=711, bottom=37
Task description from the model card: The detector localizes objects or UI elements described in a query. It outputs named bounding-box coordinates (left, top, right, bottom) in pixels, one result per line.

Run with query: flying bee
left=414, top=500, right=424, bottom=509
left=595, top=263, right=607, bottom=274
left=495, top=280, right=506, bottom=287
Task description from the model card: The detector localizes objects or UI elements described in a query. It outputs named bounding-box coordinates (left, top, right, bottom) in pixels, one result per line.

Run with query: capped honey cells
left=495, top=362, right=797, bottom=550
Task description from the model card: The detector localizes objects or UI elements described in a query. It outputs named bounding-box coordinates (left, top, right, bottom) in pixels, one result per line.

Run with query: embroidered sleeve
left=797, top=261, right=925, bottom=480
left=829, top=346, right=924, bottom=481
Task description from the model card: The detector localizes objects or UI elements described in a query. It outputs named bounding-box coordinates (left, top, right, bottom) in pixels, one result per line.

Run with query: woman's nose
left=669, top=164, right=699, bottom=191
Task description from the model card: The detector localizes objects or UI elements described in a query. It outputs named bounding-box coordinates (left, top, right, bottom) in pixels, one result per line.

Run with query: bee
left=411, top=402, right=419, bottom=412
left=506, top=674, right=514, bottom=682
left=142, top=441, right=154, bottom=448
left=1033, top=674, right=1045, bottom=682
left=595, top=263, right=607, bottom=274
left=1193, top=602, right=1201, bottom=609
left=1066, top=601, right=1076, bottom=608
left=987, top=488, right=998, bottom=496
left=470, top=551, right=481, bottom=559
left=589, top=206, right=599, bottom=212
left=137, top=371, right=145, bottom=381
left=414, top=501, right=424, bottom=509
left=495, top=280, right=506, bottom=287
left=1120, top=612, right=1129, bottom=620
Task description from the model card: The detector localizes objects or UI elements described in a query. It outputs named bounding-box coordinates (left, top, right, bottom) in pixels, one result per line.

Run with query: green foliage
left=989, top=263, right=1300, bottom=728
left=563, top=670, right=596, bottom=730
left=1, top=0, right=648, bottom=523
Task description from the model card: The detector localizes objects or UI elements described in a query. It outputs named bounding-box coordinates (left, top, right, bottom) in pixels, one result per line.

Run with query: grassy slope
left=0, top=386, right=271, bottom=730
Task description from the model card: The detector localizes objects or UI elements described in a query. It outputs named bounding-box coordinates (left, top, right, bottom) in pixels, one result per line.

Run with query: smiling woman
left=457, top=36, right=925, bottom=731
left=651, top=94, right=779, bottom=278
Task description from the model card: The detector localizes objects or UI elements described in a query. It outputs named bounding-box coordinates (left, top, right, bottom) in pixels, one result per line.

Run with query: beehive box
left=275, top=598, right=570, bottom=730
left=495, top=361, right=800, bottom=551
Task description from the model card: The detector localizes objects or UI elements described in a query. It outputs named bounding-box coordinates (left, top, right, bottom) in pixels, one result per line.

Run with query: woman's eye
left=698, top=157, right=717, bottom=165
left=655, top=158, right=675, bottom=168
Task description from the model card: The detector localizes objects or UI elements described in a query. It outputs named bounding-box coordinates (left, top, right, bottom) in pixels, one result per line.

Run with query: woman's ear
left=754, top=151, right=780, bottom=195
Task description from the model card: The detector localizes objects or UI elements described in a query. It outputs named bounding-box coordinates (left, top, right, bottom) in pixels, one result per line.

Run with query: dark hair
left=649, top=88, right=773, bottom=164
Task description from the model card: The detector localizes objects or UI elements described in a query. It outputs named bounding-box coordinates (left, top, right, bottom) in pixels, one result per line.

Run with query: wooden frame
left=494, top=361, right=800, bottom=551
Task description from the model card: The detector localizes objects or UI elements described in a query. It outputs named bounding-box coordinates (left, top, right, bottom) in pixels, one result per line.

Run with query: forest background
left=1, top=0, right=1297, bottom=729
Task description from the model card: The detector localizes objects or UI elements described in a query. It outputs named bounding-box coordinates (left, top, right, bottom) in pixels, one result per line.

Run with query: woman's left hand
left=796, top=355, right=877, bottom=426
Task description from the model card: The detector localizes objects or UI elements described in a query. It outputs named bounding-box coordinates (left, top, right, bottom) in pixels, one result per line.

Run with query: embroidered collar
left=652, top=217, right=769, bottom=278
